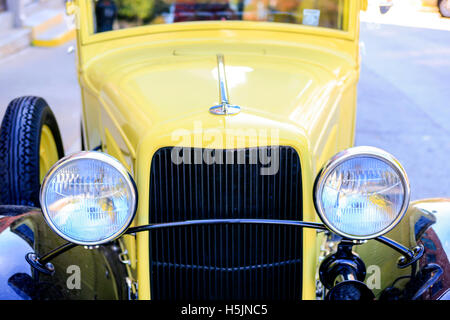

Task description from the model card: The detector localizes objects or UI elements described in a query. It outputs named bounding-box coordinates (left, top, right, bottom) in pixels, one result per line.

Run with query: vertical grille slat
left=149, top=147, right=303, bottom=300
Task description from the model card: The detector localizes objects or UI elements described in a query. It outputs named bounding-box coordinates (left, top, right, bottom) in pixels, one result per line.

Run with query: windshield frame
left=77, top=0, right=358, bottom=45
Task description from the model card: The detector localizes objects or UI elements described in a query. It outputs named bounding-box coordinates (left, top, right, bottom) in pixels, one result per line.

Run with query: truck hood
left=82, top=44, right=358, bottom=154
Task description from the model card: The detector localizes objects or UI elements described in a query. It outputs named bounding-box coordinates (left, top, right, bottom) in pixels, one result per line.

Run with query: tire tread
left=0, top=96, right=64, bottom=206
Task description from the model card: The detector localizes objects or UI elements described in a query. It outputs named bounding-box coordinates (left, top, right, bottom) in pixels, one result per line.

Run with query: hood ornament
left=209, top=54, right=241, bottom=115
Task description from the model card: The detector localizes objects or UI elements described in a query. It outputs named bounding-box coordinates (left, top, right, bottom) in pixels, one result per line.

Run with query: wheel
left=0, top=96, right=64, bottom=207
left=80, top=121, right=86, bottom=151
left=439, top=0, right=450, bottom=18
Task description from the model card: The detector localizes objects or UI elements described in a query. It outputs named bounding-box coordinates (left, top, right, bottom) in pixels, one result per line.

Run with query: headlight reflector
left=40, top=151, right=137, bottom=245
left=314, top=147, right=410, bottom=240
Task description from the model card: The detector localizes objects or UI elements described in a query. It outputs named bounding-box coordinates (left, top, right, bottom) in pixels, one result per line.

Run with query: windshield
left=92, top=0, right=349, bottom=33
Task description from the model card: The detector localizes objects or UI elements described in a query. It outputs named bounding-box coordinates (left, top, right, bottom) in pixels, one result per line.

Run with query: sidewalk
left=0, top=0, right=75, bottom=60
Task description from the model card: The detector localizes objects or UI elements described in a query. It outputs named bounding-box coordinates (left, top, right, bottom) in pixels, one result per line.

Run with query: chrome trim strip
left=31, top=218, right=419, bottom=266
left=125, top=218, right=418, bottom=263
left=126, top=218, right=327, bottom=233
left=209, top=54, right=241, bottom=115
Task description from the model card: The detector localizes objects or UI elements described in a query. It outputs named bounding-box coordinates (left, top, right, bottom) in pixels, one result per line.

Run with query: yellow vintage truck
left=0, top=0, right=448, bottom=300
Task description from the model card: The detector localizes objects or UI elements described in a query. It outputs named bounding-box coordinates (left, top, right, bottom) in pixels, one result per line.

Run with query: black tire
left=0, top=96, right=64, bottom=207
left=81, top=121, right=86, bottom=151
left=439, top=0, right=450, bottom=18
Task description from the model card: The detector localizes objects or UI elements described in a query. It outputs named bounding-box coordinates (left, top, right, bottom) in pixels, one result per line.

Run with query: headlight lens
left=40, top=151, right=137, bottom=245
left=314, top=146, right=410, bottom=240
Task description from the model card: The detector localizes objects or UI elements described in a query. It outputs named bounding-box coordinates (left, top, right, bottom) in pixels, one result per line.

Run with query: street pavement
left=0, top=5, right=449, bottom=201
left=357, top=22, right=450, bottom=201
left=0, top=41, right=81, bottom=155
left=357, top=3, right=450, bottom=200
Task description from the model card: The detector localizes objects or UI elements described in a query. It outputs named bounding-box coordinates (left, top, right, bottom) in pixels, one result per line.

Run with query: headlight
left=314, top=146, right=410, bottom=240
left=40, top=151, right=137, bottom=245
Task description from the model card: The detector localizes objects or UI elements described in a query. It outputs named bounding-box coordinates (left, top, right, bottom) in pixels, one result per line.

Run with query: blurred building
left=0, top=0, right=74, bottom=60
left=1, top=0, right=56, bottom=28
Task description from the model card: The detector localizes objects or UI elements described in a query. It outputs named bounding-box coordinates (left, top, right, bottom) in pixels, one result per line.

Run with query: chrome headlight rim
left=40, top=151, right=138, bottom=246
left=313, top=146, right=411, bottom=240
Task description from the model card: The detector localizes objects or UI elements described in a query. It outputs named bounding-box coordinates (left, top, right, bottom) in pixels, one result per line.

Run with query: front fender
left=408, top=198, right=450, bottom=299
left=0, top=206, right=128, bottom=300
left=354, top=198, right=450, bottom=299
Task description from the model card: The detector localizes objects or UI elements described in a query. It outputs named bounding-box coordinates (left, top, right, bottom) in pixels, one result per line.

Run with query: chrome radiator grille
left=148, top=147, right=303, bottom=300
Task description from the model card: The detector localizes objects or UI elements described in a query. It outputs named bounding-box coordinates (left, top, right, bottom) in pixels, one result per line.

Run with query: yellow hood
left=82, top=42, right=358, bottom=165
